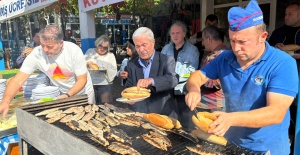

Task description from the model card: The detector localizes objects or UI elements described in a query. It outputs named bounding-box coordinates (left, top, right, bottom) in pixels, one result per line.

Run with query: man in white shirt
left=0, top=25, right=94, bottom=118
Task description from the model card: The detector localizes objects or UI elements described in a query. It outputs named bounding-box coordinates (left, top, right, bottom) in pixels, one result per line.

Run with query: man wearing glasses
left=0, top=25, right=95, bottom=118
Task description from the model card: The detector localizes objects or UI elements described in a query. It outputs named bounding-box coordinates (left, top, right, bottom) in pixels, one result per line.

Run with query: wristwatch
left=64, top=93, right=71, bottom=97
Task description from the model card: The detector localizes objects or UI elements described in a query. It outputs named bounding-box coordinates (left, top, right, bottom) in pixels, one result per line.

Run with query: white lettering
left=253, top=16, right=263, bottom=21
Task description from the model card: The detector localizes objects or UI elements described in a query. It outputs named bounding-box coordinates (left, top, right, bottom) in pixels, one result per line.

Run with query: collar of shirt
left=138, top=50, right=155, bottom=78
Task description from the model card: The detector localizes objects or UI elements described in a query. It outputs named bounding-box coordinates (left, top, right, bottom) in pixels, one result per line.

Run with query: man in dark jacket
left=125, top=27, right=179, bottom=119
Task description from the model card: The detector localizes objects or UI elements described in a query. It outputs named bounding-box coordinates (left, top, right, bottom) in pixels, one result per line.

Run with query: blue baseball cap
left=228, top=0, right=263, bottom=31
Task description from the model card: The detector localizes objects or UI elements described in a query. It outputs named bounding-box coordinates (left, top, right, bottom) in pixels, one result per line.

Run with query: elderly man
left=185, top=1, right=298, bottom=154
left=0, top=25, right=94, bottom=117
left=125, top=27, right=178, bottom=118
left=161, top=21, right=199, bottom=129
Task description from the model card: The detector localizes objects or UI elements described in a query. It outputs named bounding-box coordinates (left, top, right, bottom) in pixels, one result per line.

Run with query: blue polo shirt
left=201, top=42, right=298, bottom=155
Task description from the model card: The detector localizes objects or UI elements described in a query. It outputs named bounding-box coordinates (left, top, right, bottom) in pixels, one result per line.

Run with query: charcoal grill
left=16, top=95, right=266, bottom=155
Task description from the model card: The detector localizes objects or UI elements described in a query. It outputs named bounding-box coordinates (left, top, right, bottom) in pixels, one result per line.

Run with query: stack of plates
left=31, top=86, right=60, bottom=100
left=0, top=79, right=6, bottom=101
left=23, top=73, right=50, bottom=98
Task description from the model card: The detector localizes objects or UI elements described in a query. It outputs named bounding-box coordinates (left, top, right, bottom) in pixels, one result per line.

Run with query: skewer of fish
left=141, top=131, right=172, bottom=151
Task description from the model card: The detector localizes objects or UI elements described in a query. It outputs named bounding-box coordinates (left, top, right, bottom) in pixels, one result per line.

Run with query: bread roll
left=191, top=129, right=227, bottom=146
left=143, top=113, right=174, bottom=129
left=192, top=112, right=217, bottom=132
left=121, top=86, right=150, bottom=99
left=90, top=64, right=99, bottom=70
left=281, top=44, right=300, bottom=52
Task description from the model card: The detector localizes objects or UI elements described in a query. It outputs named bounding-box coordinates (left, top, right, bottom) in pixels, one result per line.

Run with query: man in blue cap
left=185, top=0, right=298, bottom=154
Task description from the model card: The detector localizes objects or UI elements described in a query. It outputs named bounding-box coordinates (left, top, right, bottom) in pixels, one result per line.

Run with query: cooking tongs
left=193, top=108, right=199, bottom=119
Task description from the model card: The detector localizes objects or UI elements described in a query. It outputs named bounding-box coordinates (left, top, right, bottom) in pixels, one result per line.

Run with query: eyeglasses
left=98, top=44, right=108, bottom=51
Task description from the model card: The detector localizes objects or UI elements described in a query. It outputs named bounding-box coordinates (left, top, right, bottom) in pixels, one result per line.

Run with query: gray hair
left=132, top=27, right=154, bottom=41
left=254, top=23, right=267, bottom=34
left=95, top=35, right=110, bottom=51
left=202, top=25, right=224, bottom=42
left=170, top=21, right=187, bottom=33
left=39, top=25, right=63, bottom=43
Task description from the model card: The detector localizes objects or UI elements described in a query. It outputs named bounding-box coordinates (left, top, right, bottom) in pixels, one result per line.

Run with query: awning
left=0, top=0, right=57, bottom=22
left=79, top=0, right=124, bottom=12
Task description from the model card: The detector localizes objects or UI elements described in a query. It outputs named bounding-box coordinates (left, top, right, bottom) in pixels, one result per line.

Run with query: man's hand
left=119, top=71, right=128, bottom=79
left=137, top=78, right=152, bottom=89
left=0, top=103, right=10, bottom=118
left=24, top=47, right=33, bottom=56
left=56, top=94, right=69, bottom=100
left=185, top=91, right=201, bottom=111
left=208, top=111, right=233, bottom=136
left=87, top=61, right=97, bottom=68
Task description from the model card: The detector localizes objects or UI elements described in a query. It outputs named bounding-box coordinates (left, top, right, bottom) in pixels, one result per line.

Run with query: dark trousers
left=93, top=84, right=113, bottom=105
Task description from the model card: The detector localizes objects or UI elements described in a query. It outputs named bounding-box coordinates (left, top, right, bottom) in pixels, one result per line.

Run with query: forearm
left=186, top=71, right=207, bottom=93
left=67, top=75, right=87, bottom=96
left=231, top=105, right=288, bottom=128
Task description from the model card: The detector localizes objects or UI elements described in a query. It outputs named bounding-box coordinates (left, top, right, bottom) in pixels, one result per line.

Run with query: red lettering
left=83, top=0, right=91, bottom=8
left=91, top=0, right=98, bottom=5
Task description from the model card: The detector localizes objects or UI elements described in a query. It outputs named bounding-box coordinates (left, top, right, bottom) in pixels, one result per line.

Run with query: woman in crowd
left=117, top=41, right=138, bottom=86
left=85, top=35, right=117, bottom=104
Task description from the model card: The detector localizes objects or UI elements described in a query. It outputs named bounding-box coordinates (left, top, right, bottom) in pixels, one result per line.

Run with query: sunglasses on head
left=98, top=44, right=108, bottom=51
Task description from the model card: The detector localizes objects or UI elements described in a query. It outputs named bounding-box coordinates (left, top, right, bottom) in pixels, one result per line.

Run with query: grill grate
left=20, top=95, right=266, bottom=155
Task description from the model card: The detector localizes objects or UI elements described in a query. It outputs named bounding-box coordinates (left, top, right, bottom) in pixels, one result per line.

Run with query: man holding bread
left=185, top=1, right=298, bottom=154
left=124, top=27, right=179, bottom=119
left=0, top=25, right=95, bottom=118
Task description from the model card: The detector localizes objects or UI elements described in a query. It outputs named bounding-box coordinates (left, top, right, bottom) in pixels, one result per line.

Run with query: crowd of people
left=0, top=0, right=299, bottom=154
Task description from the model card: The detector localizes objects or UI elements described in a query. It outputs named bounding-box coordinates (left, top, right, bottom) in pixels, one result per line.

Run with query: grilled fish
left=46, top=113, right=66, bottom=123
left=104, top=103, right=116, bottom=111
left=186, top=146, right=218, bottom=155
left=66, top=120, right=80, bottom=130
left=71, top=111, right=85, bottom=121
left=94, top=112, right=106, bottom=121
left=35, top=108, right=60, bottom=116
left=60, top=114, right=73, bottom=123
left=62, top=107, right=78, bottom=114
left=108, top=142, right=141, bottom=155
left=81, top=111, right=95, bottom=121
left=87, top=134, right=109, bottom=147
left=74, top=106, right=84, bottom=114
left=84, top=105, right=92, bottom=113
left=141, top=123, right=168, bottom=136
left=105, top=116, right=120, bottom=126
left=98, top=104, right=110, bottom=111
left=106, top=128, right=132, bottom=145
left=45, top=110, right=63, bottom=118
left=100, top=108, right=114, bottom=117
left=119, top=117, right=141, bottom=127
left=77, top=120, right=89, bottom=131
left=91, top=104, right=99, bottom=112
left=87, top=119, right=104, bottom=130
left=87, top=122, right=104, bottom=135
left=141, top=131, right=171, bottom=151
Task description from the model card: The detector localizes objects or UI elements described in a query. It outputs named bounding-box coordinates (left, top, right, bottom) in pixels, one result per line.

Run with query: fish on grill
left=74, top=106, right=84, bottom=114
left=186, top=145, right=219, bottom=155
left=62, top=107, right=78, bottom=114
left=107, top=142, right=141, bottom=155
left=87, top=119, right=104, bottom=130
left=60, top=114, right=73, bottom=123
left=66, top=120, right=80, bottom=130
left=81, top=111, right=95, bottom=121
left=94, top=112, right=106, bottom=121
left=45, top=110, right=63, bottom=118
left=106, top=128, right=132, bottom=145
left=77, top=120, right=89, bottom=131
left=100, top=108, right=114, bottom=117
left=141, top=123, right=168, bottom=136
left=119, top=116, right=142, bottom=127
left=35, top=108, right=60, bottom=116
left=87, top=134, right=109, bottom=147
left=46, top=113, right=66, bottom=124
left=87, top=122, right=104, bottom=135
left=141, top=131, right=171, bottom=151
left=91, top=104, right=99, bottom=112
left=104, top=103, right=117, bottom=111
left=84, top=105, right=92, bottom=113
left=114, top=107, right=136, bottom=116
left=98, top=104, right=110, bottom=111
left=105, top=116, right=120, bottom=126
left=71, top=111, right=85, bottom=121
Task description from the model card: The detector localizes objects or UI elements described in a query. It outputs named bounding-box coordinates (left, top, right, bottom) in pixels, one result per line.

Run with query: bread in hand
left=191, top=129, right=227, bottom=146
left=192, top=112, right=217, bottom=132
left=121, top=86, right=150, bottom=99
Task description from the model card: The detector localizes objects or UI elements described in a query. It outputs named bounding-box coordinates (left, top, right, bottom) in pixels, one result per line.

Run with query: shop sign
left=119, top=19, right=131, bottom=24
left=79, top=0, right=124, bottom=12
left=0, top=0, right=57, bottom=22
left=101, top=19, right=117, bottom=25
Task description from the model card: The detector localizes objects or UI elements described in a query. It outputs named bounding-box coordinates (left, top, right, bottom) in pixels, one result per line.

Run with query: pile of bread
left=191, top=112, right=227, bottom=146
